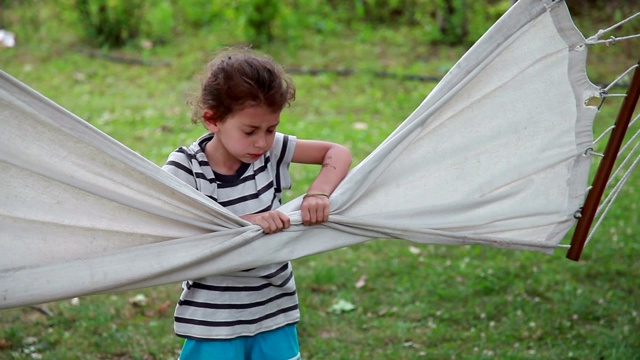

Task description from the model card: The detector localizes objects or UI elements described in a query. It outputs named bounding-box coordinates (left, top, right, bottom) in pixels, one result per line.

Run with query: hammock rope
left=586, top=12, right=640, bottom=45
left=587, top=133, right=640, bottom=246
left=604, top=64, right=639, bottom=92
left=604, top=133, right=640, bottom=194
left=603, top=116, right=640, bottom=192
left=590, top=81, right=640, bottom=233
left=612, top=114, right=640, bottom=163
left=585, top=148, right=604, bottom=158
left=566, top=59, right=640, bottom=261
left=591, top=65, right=640, bottom=149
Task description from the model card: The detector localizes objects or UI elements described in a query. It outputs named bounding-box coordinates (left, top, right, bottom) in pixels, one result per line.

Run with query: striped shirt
left=162, top=132, right=299, bottom=340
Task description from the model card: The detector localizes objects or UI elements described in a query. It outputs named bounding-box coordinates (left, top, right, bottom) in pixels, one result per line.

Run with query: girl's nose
left=255, top=134, right=267, bottom=148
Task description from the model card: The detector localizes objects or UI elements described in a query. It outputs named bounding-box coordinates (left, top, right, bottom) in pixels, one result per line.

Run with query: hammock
left=0, top=0, right=607, bottom=309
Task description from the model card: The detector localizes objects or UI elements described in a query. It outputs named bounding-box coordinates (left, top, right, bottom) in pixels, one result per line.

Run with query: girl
left=163, top=47, right=352, bottom=359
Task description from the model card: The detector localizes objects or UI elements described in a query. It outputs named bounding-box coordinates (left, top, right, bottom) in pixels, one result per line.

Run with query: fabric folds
left=0, top=0, right=599, bottom=309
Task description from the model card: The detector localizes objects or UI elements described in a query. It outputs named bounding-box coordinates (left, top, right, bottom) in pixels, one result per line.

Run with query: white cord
left=604, top=65, right=639, bottom=92
left=586, top=12, right=640, bottom=45
left=588, top=137, right=640, bottom=246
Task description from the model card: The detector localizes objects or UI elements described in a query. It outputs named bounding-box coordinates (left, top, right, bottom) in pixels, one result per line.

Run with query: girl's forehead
left=231, top=105, right=281, bottom=126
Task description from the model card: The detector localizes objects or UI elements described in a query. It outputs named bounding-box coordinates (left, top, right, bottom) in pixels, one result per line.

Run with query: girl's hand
left=300, top=194, right=330, bottom=226
left=291, top=140, right=350, bottom=226
left=241, top=211, right=290, bottom=234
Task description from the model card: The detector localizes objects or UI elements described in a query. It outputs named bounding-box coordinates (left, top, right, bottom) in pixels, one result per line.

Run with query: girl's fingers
left=259, top=215, right=274, bottom=234
left=322, top=204, right=329, bottom=223
left=243, top=211, right=290, bottom=233
left=262, top=211, right=289, bottom=233
left=279, top=211, right=291, bottom=229
left=309, top=208, right=318, bottom=225
left=301, top=198, right=330, bottom=225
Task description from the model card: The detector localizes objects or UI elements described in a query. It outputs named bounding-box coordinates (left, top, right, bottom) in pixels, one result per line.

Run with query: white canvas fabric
left=0, top=0, right=599, bottom=309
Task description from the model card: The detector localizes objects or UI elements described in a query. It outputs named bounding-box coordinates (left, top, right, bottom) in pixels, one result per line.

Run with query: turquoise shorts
left=179, top=324, right=301, bottom=360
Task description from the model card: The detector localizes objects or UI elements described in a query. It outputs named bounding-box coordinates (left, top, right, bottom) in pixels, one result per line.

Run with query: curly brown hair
left=190, top=47, right=296, bottom=124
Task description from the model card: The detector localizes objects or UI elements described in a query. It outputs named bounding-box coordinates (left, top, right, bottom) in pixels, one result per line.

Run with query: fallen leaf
left=355, top=275, right=367, bottom=289
left=408, top=246, right=421, bottom=255
left=0, top=30, right=16, bottom=47
left=0, top=338, right=11, bottom=349
left=129, top=294, right=148, bottom=307
left=156, top=300, right=173, bottom=314
left=328, top=299, right=356, bottom=314
left=352, top=122, right=368, bottom=130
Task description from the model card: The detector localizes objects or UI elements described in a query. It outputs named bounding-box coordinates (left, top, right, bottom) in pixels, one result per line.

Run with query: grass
left=1, top=3, right=640, bottom=360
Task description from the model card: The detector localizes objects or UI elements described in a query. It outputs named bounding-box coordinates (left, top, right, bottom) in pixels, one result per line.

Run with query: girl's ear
left=203, top=109, right=219, bottom=133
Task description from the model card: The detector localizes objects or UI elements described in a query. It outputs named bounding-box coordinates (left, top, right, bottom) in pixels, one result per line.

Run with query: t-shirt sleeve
left=270, top=132, right=297, bottom=191
left=162, top=148, right=198, bottom=190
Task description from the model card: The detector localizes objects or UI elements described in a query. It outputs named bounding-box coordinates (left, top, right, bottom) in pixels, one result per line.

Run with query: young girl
left=162, top=47, right=352, bottom=359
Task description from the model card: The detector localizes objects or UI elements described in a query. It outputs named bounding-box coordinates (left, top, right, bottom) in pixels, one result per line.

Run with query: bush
left=242, top=0, right=280, bottom=47
left=75, top=0, right=144, bottom=48
left=140, top=0, right=174, bottom=45
left=16, top=0, right=511, bottom=50
left=417, top=0, right=511, bottom=45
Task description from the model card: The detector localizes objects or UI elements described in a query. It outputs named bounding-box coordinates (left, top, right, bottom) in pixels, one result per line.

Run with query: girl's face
left=204, top=105, right=280, bottom=169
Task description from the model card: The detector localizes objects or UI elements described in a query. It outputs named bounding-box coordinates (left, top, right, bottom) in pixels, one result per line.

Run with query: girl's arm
left=292, top=139, right=352, bottom=225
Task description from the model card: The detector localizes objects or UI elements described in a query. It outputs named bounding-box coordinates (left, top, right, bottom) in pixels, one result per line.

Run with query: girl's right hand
left=241, top=210, right=290, bottom=234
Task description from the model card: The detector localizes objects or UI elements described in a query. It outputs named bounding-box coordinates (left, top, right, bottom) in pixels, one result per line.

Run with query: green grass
left=1, top=4, right=640, bottom=360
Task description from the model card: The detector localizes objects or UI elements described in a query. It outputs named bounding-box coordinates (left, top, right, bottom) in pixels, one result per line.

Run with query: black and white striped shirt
left=163, top=132, right=299, bottom=339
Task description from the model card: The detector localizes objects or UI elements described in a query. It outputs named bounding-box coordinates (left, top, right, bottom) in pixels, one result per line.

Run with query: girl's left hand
left=300, top=195, right=330, bottom=226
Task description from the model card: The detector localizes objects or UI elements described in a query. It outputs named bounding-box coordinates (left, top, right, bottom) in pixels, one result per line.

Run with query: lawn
left=1, top=2, right=639, bottom=360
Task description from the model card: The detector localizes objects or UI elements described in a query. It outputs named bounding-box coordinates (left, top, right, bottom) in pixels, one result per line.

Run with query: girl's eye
left=244, top=131, right=255, bottom=135
left=267, top=129, right=275, bottom=134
